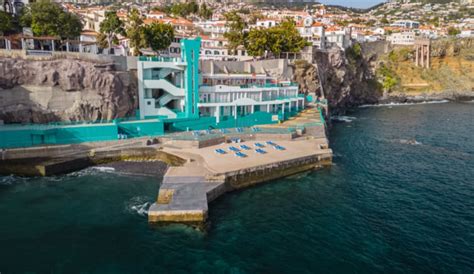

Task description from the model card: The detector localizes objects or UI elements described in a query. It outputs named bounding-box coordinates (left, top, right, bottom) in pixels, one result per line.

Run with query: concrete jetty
left=148, top=107, right=333, bottom=225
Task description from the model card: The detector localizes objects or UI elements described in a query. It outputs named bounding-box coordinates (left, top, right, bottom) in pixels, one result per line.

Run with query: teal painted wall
left=181, top=38, right=201, bottom=119
left=0, top=119, right=165, bottom=149
left=0, top=124, right=118, bottom=149
left=169, top=111, right=279, bottom=131
left=118, top=120, right=164, bottom=137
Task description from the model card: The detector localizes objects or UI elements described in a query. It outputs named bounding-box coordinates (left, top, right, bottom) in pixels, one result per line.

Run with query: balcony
left=138, top=56, right=183, bottom=63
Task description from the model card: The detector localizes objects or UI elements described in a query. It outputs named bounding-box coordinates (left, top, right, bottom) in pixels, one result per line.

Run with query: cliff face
left=0, top=58, right=138, bottom=124
left=373, top=38, right=474, bottom=102
left=293, top=47, right=381, bottom=114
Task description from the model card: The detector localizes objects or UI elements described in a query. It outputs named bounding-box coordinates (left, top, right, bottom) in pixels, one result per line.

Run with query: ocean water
left=1, top=102, right=473, bottom=273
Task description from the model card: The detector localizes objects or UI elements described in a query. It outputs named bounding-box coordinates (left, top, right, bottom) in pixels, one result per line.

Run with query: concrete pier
left=148, top=107, right=333, bottom=225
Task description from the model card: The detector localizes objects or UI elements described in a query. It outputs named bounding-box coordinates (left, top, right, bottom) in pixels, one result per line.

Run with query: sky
left=318, top=0, right=385, bottom=9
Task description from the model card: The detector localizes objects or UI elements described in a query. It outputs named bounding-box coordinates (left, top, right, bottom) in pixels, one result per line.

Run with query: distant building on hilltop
left=2, top=0, right=31, bottom=15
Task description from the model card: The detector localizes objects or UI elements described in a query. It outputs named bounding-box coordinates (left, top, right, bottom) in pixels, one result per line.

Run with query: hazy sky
left=319, top=0, right=385, bottom=9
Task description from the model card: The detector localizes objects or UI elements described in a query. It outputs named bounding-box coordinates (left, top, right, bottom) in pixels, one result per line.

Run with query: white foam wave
left=331, top=116, right=357, bottom=123
left=126, top=196, right=151, bottom=216
left=399, top=139, right=423, bottom=146
left=359, top=100, right=449, bottom=108
left=0, top=175, right=18, bottom=185
left=91, top=166, right=116, bottom=172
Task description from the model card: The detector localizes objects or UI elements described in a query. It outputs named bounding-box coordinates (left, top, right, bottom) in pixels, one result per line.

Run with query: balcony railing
left=138, top=56, right=183, bottom=62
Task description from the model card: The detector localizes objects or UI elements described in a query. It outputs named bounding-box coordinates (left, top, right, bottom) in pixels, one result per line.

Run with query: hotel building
left=137, top=37, right=305, bottom=130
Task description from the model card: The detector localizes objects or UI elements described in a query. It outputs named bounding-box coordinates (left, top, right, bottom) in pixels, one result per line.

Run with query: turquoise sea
left=1, top=102, right=473, bottom=273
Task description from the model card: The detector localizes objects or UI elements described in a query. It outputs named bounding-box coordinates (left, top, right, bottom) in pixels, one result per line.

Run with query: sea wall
left=0, top=146, right=186, bottom=176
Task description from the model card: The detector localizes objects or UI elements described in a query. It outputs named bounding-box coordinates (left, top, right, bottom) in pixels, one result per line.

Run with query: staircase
left=144, top=79, right=185, bottom=97
left=158, top=93, right=180, bottom=107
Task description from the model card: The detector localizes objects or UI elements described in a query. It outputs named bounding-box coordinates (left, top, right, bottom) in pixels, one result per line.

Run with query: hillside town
left=1, top=0, right=473, bottom=58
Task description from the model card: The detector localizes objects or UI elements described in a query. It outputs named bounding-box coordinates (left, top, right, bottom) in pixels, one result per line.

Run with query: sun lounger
left=240, top=144, right=251, bottom=150
left=255, top=148, right=267, bottom=154
left=229, top=146, right=240, bottom=152
left=235, top=152, right=247, bottom=158
left=251, top=127, right=261, bottom=132
left=274, top=145, right=286, bottom=151
left=254, top=142, right=265, bottom=148
left=266, top=141, right=277, bottom=146
left=236, top=127, right=243, bottom=133
left=215, top=149, right=226, bottom=154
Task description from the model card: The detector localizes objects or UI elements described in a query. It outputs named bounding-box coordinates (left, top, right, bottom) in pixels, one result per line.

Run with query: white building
left=325, top=27, right=352, bottom=49
left=390, top=20, right=420, bottom=29
left=459, top=29, right=474, bottom=38
left=137, top=38, right=305, bottom=126
left=296, top=17, right=326, bottom=50
left=387, top=31, right=416, bottom=45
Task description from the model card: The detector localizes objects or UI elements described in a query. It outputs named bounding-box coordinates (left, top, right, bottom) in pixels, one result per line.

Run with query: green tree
left=198, top=3, right=213, bottom=20
left=246, top=19, right=308, bottom=57
left=19, top=0, right=82, bottom=39
left=169, top=1, right=198, bottom=18
left=99, top=11, right=125, bottom=50
left=245, top=28, right=270, bottom=57
left=125, top=8, right=146, bottom=56
left=19, top=6, right=32, bottom=28
left=447, top=27, right=460, bottom=36
left=143, top=22, right=174, bottom=52
left=249, top=11, right=263, bottom=25
left=0, top=10, right=13, bottom=35
left=57, top=12, right=82, bottom=40
left=223, top=11, right=247, bottom=55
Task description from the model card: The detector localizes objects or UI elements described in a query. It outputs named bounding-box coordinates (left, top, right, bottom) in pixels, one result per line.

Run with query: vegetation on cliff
left=376, top=38, right=474, bottom=95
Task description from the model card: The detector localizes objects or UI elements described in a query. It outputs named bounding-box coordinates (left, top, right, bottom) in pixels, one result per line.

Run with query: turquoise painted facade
left=0, top=120, right=164, bottom=149
left=181, top=38, right=201, bottom=119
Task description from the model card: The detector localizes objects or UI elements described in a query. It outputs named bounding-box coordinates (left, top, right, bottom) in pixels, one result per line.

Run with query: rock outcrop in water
left=0, top=58, right=137, bottom=123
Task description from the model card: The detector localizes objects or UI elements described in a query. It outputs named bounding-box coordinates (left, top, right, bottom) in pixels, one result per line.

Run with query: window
left=147, top=101, right=151, bottom=105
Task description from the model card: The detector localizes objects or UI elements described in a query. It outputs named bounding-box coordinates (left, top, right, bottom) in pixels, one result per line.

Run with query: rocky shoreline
left=379, top=91, right=474, bottom=105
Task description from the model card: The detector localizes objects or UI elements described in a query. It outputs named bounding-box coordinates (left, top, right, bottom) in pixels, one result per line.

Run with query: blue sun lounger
left=229, top=146, right=240, bottom=152
left=192, top=131, right=200, bottom=137
left=266, top=141, right=277, bottom=146
left=220, top=128, right=229, bottom=134
left=254, top=142, right=265, bottom=148
left=252, top=127, right=261, bottom=132
left=235, top=152, right=247, bottom=158
left=236, top=127, right=244, bottom=133
left=240, top=144, right=251, bottom=150
left=274, top=145, right=286, bottom=151
left=215, top=148, right=226, bottom=154
left=255, top=148, right=267, bottom=154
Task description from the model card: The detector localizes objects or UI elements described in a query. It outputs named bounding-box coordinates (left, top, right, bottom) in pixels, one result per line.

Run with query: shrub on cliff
left=377, top=63, right=399, bottom=93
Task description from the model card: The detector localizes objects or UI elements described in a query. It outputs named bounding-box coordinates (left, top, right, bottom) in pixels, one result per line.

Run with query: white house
left=387, top=31, right=416, bottom=45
